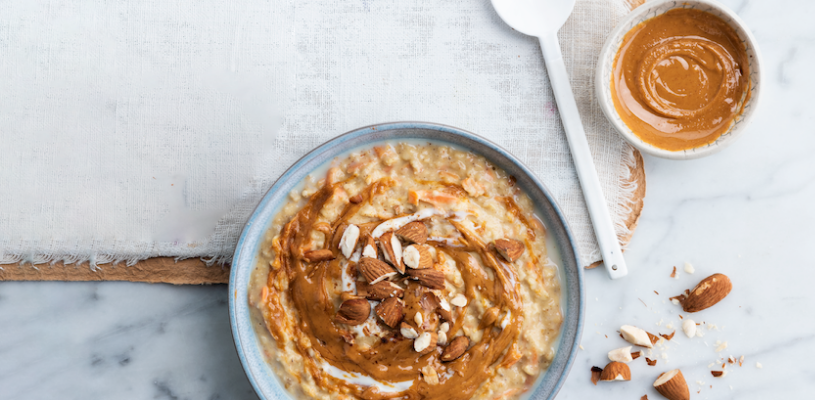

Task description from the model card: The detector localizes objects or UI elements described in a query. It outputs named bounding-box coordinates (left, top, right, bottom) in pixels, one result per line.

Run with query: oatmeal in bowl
left=231, top=123, right=582, bottom=400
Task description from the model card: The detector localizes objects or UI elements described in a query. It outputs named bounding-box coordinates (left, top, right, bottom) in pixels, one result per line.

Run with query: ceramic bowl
left=229, top=122, right=584, bottom=400
left=596, top=0, right=762, bottom=160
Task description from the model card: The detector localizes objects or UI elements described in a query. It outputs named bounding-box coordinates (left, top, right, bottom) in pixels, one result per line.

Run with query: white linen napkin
left=0, top=0, right=639, bottom=269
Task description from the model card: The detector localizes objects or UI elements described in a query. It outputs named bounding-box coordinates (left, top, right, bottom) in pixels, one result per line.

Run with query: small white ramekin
left=596, top=0, right=762, bottom=160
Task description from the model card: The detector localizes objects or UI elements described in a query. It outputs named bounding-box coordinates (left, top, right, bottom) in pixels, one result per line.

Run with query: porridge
left=248, top=142, right=563, bottom=400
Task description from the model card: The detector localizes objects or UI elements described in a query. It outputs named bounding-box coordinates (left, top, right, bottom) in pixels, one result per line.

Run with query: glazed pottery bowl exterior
left=596, top=0, right=762, bottom=160
left=229, top=122, right=584, bottom=400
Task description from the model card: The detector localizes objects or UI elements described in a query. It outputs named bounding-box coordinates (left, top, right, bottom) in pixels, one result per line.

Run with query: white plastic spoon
left=491, top=0, right=628, bottom=279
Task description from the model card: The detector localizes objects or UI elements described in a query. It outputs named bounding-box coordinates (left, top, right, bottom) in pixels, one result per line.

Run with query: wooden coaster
left=0, top=150, right=645, bottom=284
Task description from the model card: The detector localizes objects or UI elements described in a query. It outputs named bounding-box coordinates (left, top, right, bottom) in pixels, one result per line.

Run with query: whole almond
left=304, top=249, right=335, bottom=263
left=406, top=268, right=445, bottom=290
left=682, top=273, right=732, bottom=313
left=379, top=231, right=405, bottom=274
left=493, top=238, right=524, bottom=262
left=335, top=298, right=370, bottom=326
left=599, top=361, right=631, bottom=382
left=358, top=257, right=397, bottom=284
left=360, top=281, right=404, bottom=300
left=395, top=221, right=428, bottom=244
left=653, top=369, right=690, bottom=400
left=375, top=297, right=404, bottom=328
left=440, top=335, right=469, bottom=362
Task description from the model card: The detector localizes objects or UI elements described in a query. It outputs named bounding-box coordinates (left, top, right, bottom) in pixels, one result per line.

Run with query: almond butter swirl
left=254, top=143, right=561, bottom=400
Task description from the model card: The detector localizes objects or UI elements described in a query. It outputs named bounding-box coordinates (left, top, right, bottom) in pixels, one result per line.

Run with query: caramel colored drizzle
left=260, top=179, right=534, bottom=400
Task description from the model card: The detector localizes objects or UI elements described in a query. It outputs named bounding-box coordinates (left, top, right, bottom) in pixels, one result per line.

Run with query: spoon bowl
left=491, top=0, right=576, bottom=37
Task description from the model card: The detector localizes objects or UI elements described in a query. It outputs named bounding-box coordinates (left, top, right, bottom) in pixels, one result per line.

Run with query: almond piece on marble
left=620, top=325, right=654, bottom=348
left=493, top=238, right=524, bottom=262
left=375, top=297, right=404, bottom=328
left=396, top=221, right=428, bottom=244
left=335, top=298, right=370, bottom=326
left=304, top=249, right=335, bottom=263
left=379, top=231, right=405, bottom=273
left=599, top=362, right=631, bottom=382
left=440, top=335, right=469, bottom=362
left=403, top=244, right=433, bottom=270
left=406, top=268, right=445, bottom=290
left=358, top=257, right=397, bottom=284
left=654, top=369, right=690, bottom=400
left=608, top=346, right=634, bottom=363
left=682, top=273, right=732, bottom=313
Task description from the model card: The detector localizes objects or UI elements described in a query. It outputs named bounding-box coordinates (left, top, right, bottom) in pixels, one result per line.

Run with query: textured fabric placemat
left=0, top=0, right=647, bottom=283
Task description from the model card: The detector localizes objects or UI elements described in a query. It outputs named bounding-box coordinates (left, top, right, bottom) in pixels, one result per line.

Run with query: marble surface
left=1, top=0, right=813, bottom=398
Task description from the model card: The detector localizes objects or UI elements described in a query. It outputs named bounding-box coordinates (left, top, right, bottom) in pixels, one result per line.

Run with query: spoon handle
left=538, top=34, right=628, bottom=280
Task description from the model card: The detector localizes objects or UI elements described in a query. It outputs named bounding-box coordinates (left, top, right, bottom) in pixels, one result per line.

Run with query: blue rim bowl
left=229, top=122, right=584, bottom=400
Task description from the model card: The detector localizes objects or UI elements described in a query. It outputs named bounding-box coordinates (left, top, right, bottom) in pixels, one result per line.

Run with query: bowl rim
left=228, top=121, right=585, bottom=400
left=595, top=0, right=763, bottom=160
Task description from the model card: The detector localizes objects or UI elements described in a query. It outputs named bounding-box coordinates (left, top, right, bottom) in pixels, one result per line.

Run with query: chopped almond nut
left=493, top=238, right=525, bottom=262
left=349, top=194, right=363, bottom=204
left=660, top=331, right=676, bottom=341
left=335, top=299, right=370, bottom=326
left=647, top=331, right=660, bottom=345
left=450, top=294, right=468, bottom=307
left=440, top=336, right=469, bottom=362
left=711, top=371, right=725, bottom=378
left=395, top=222, right=428, bottom=244
left=379, top=231, right=405, bottom=273
left=620, top=325, right=654, bottom=348
left=608, top=346, right=634, bottom=363
left=670, top=266, right=677, bottom=278
left=303, top=249, right=335, bottom=263
left=358, top=257, right=397, bottom=284
left=599, top=362, right=631, bottom=381
left=406, top=268, right=445, bottom=289
left=646, top=357, right=657, bottom=366
left=631, top=351, right=641, bottom=360
left=375, top=298, right=404, bottom=328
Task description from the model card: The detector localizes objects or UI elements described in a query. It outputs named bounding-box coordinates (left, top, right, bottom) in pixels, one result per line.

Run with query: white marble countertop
left=1, top=0, right=813, bottom=398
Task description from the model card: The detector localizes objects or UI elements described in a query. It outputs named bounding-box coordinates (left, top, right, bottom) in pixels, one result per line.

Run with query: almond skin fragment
left=682, top=273, right=732, bottom=312
left=590, top=366, right=603, bottom=385
left=493, top=238, right=524, bottom=262
left=375, top=297, right=404, bottom=328
left=660, top=331, right=676, bottom=341
left=335, top=298, right=370, bottom=326
left=406, top=268, right=445, bottom=290
left=303, top=249, right=335, bottom=263
left=654, top=369, right=690, bottom=400
left=395, top=222, right=428, bottom=244
left=599, top=361, right=631, bottom=381
left=646, top=357, right=657, bottom=366
left=440, top=335, right=469, bottom=362
left=711, top=371, right=725, bottom=378
left=358, top=257, right=397, bottom=284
